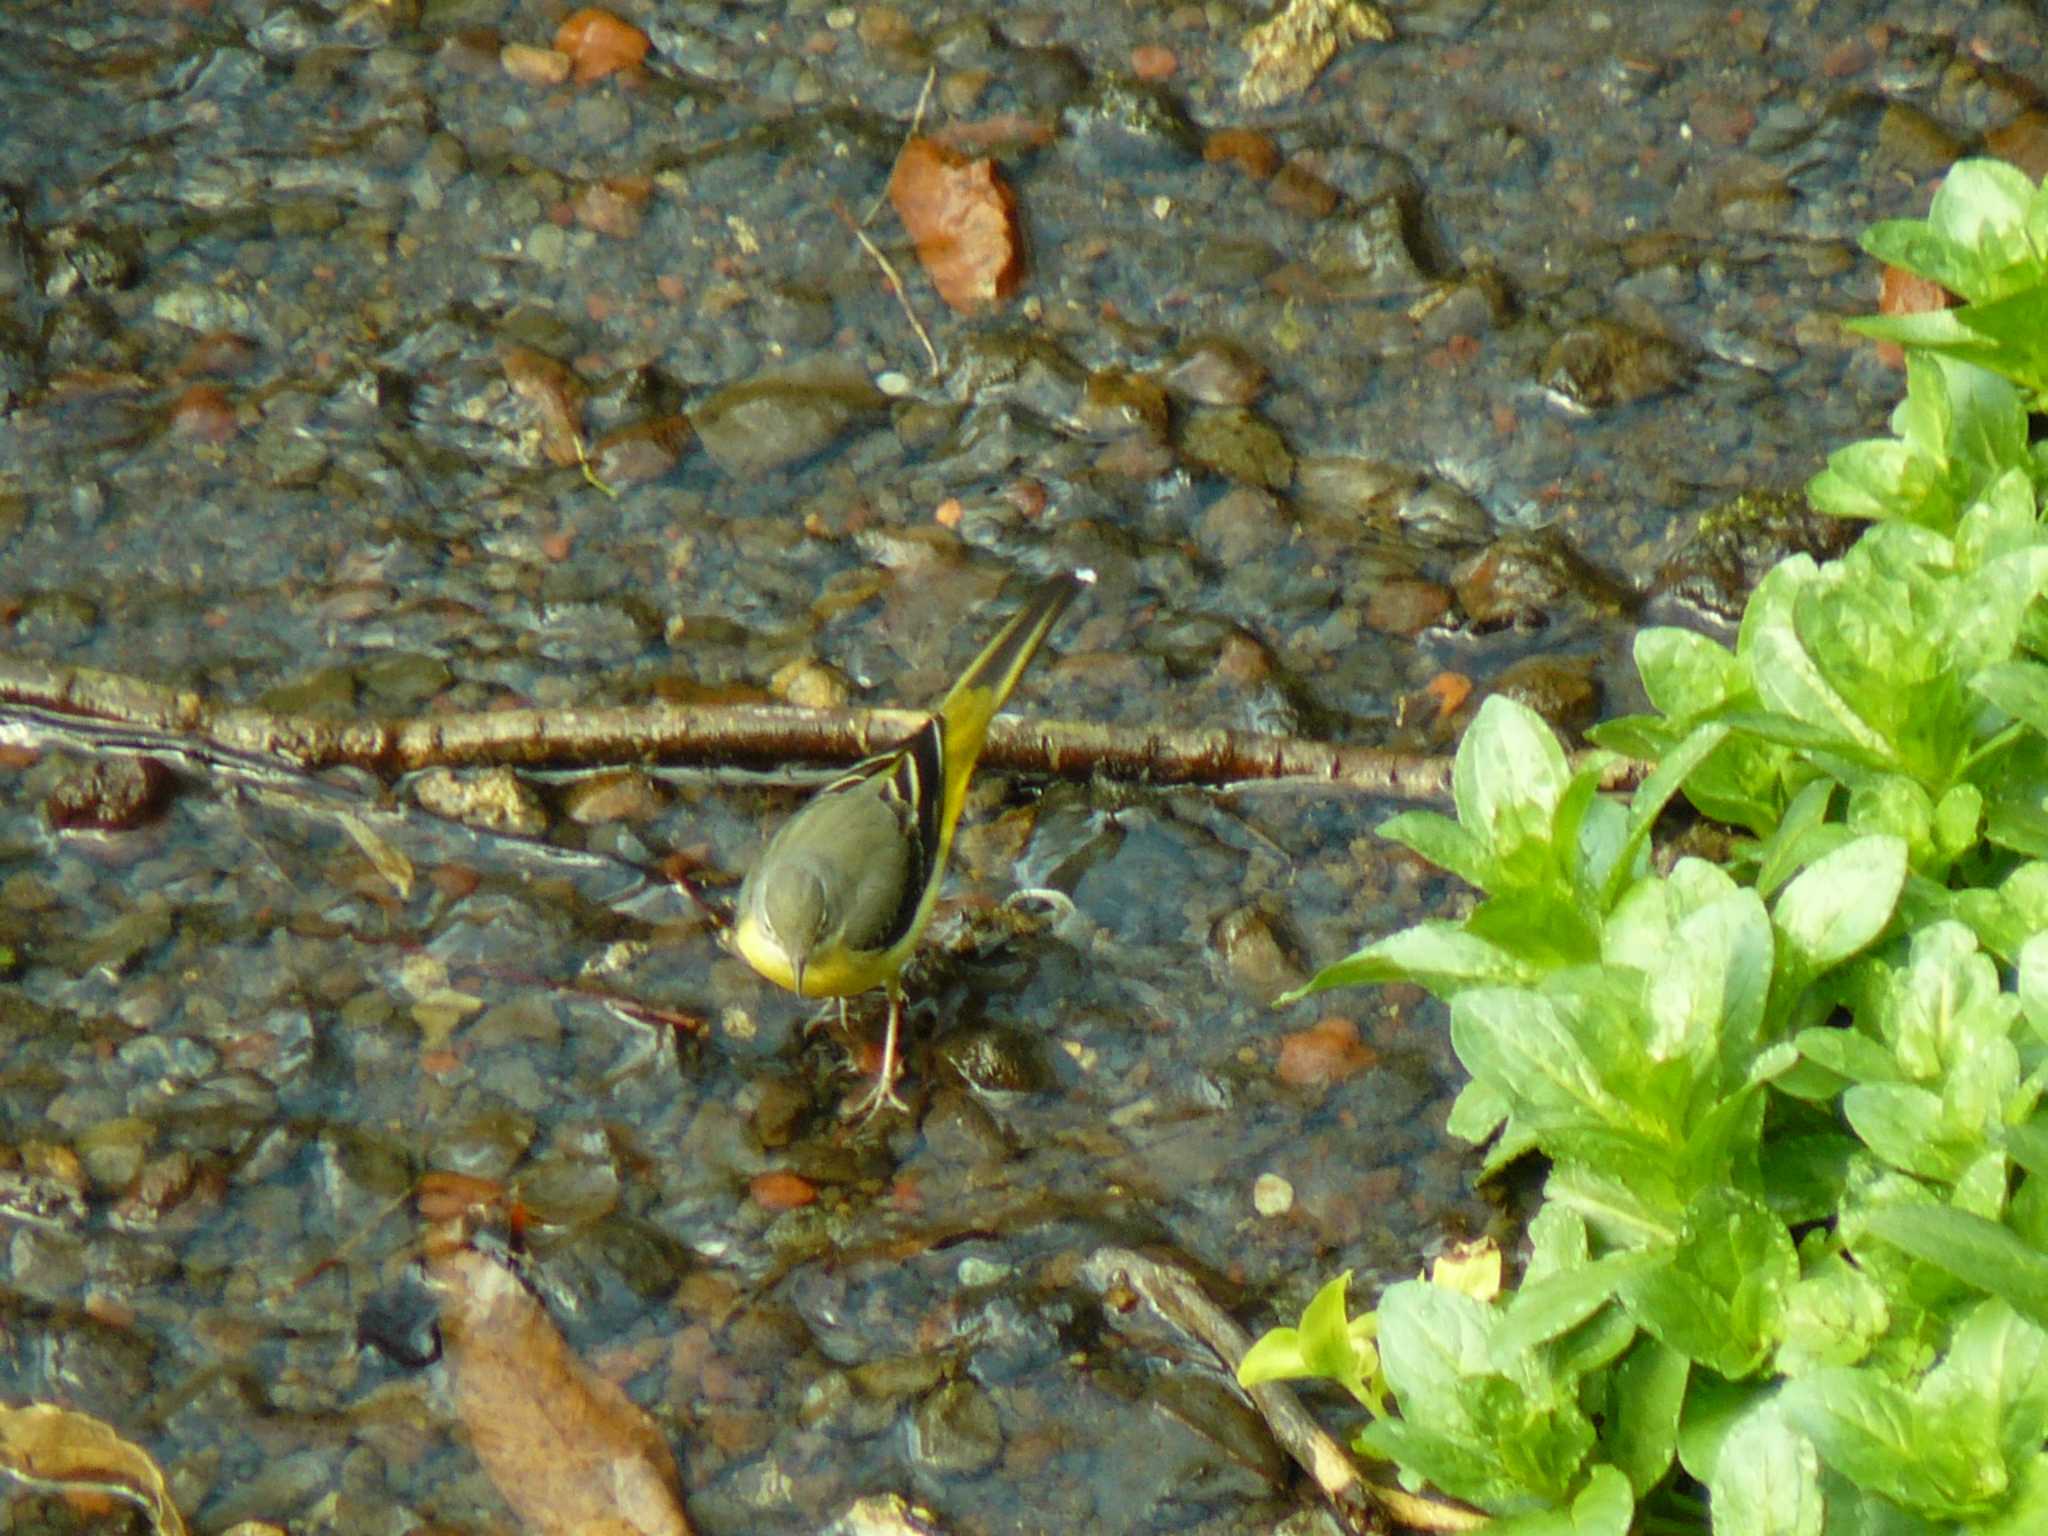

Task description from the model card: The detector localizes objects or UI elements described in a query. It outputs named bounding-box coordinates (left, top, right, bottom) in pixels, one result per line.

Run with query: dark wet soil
left=0, top=0, right=2034, bottom=1530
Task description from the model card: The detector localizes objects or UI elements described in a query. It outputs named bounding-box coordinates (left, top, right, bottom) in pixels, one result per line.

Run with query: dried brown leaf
left=887, top=137, right=1022, bottom=315
left=1238, top=0, right=1394, bottom=109
left=432, top=1245, right=692, bottom=1536
left=0, top=1402, right=189, bottom=1536
left=499, top=343, right=588, bottom=468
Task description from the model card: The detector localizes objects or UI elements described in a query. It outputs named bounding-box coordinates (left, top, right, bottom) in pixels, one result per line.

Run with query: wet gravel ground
left=1, top=0, right=2040, bottom=1530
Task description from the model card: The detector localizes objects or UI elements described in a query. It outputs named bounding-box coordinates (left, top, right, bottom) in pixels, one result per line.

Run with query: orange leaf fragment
left=1275, top=1015, right=1378, bottom=1087
left=555, top=8, right=651, bottom=84
left=748, top=1170, right=818, bottom=1211
left=1424, top=670, right=1473, bottom=718
left=432, top=1246, right=693, bottom=1536
left=888, top=136, right=1022, bottom=315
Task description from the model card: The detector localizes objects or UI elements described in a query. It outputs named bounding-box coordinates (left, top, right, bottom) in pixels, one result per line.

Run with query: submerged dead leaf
left=0, top=1402, right=189, bottom=1536
left=499, top=343, right=588, bottom=468
left=887, top=137, right=1022, bottom=315
left=432, top=1245, right=692, bottom=1536
left=1238, top=0, right=1394, bottom=109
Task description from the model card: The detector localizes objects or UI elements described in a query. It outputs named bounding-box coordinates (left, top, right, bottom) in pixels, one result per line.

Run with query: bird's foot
left=840, top=1069, right=910, bottom=1125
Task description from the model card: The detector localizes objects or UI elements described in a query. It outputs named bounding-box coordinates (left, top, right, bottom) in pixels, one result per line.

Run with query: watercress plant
left=1242, top=159, right=2048, bottom=1534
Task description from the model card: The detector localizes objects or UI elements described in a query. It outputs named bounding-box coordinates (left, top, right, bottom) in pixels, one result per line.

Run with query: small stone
left=1267, top=162, right=1340, bottom=217
left=1211, top=907, right=1305, bottom=996
left=1986, top=111, right=2048, bottom=181
left=911, top=1381, right=1003, bottom=1474
left=1539, top=320, right=1688, bottom=411
left=45, top=756, right=175, bottom=831
left=1252, top=1172, right=1294, bottom=1217
left=1491, top=655, right=1600, bottom=735
left=770, top=657, right=853, bottom=709
left=561, top=769, right=669, bottom=824
left=1158, top=335, right=1266, bottom=405
left=591, top=414, right=690, bottom=484
left=1452, top=531, right=1634, bottom=629
left=1363, top=576, right=1452, bottom=636
left=1203, top=127, right=1280, bottom=179
left=1197, top=485, right=1292, bottom=565
left=167, top=382, right=238, bottom=442
left=1180, top=407, right=1293, bottom=490
left=572, top=176, right=651, bottom=239
left=1075, top=367, right=1169, bottom=440
left=932, top=1025, right=1049, bottom=1095
left=412, top=767, right=549, bottom=836
left=690, top=363, right=886, bottom=476
left=500, top=42, right=572, bottom=85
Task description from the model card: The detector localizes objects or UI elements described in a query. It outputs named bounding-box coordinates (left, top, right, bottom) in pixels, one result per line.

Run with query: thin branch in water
left=1084, top=1245, right=1487, bottom=1535
left=862, top=64, right=937, bottom=228
left=835, top=197, right=941, bottom=379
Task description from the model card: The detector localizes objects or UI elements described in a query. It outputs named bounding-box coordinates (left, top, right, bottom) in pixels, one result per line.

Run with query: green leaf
left=1741, top=559, right=1897, bottom=765
left=1974, top=1453, right=2048, bottom=1536
left=1780, top=1363, right=2009, bottom=1519
left=1238, top=1270, right=1381, bottom=1408
left=1377, top=808, right=1492, bottom=892
left=1861, top=1204, right=2048, bottom=1328
left=1973, top=657, right=2048, bottom=738
left=1758, top=1133, right=1859, bottom=1225
left=1633, top=626, right=1743, bottom=718
left=1602, top=721, right=1731, bottom=911
left=1601, top=1336, right=1688, bottom=1499
left=1490, top=1252, right=1661, bottom=1360
left=1453, top=695, right=1571, bottom=872
left=1843, top=1082, right=1974, bottom=1182
left=1946, top=288, right=2048, bottom=396
left=1448, top=985, right=1664, bottom=1146
left=1774, top=1252, right=1891, bottom=1374
left=1753, top=780, right=1837, bottom=898
left=1619, top=1187, right=1796, bottom=1379
left=1447, top=1075, right=1510, bottom=1145
left=1708, top=1399, right=1823, bottom=1536
left=1476, top=1463, right=1630, bottom=1536
left=1771, top=834, right=1906, bottom=973
left=1277, top=920, right=1526, bottom=1005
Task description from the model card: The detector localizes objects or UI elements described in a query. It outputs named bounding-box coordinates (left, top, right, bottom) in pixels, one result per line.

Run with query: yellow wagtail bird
left=732, top=571, right=1089, bottom=1119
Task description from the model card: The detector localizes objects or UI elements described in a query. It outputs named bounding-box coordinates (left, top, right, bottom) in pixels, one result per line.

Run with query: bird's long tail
left=930, top=569, right=1089, bottom=834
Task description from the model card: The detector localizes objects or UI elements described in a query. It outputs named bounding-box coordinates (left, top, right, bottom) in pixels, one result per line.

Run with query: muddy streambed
left=0, top=0, right=2033, bottom=1531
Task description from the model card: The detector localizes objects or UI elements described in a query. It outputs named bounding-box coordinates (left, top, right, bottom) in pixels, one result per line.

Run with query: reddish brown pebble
left=749, top=1171, right=818, bottom=1212
left=1819, top=37, right=1871, bottom=78
left=554, top=8, right=649, bottom=83
left=1203, top=127, right=1281, bottom=179
left=1985, top=112, right=2048, bottom=182
left=45, top=757, right=175, bottom=831
left=1276, top=1017, right=1378, bottom=1088
left=857, top=4, right=915, bottom=49
left=1266, top=162, right=1339, bottom=217
left=1131, top=43, right=1176, bottom=81
left=573, top=176, right=652, bottom=239
left=176, top=330, right=258, bottom=377
left=168, top=382, right=237, bottom=442
left=501, top=41, right=573, bottom=86
left=1364, top=576, right=1454, bottom=637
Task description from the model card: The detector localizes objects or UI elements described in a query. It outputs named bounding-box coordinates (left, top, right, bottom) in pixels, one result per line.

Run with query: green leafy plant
left=1244, top=159, right=2048, bottom=1534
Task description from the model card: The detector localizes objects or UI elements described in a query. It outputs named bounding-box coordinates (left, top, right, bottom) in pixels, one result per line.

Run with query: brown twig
left=835, top=196, right=941, bottom=378
left=1083, top=1246, right=1487, bottom=1535
left=0, top=654, right=1647, bottom=801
